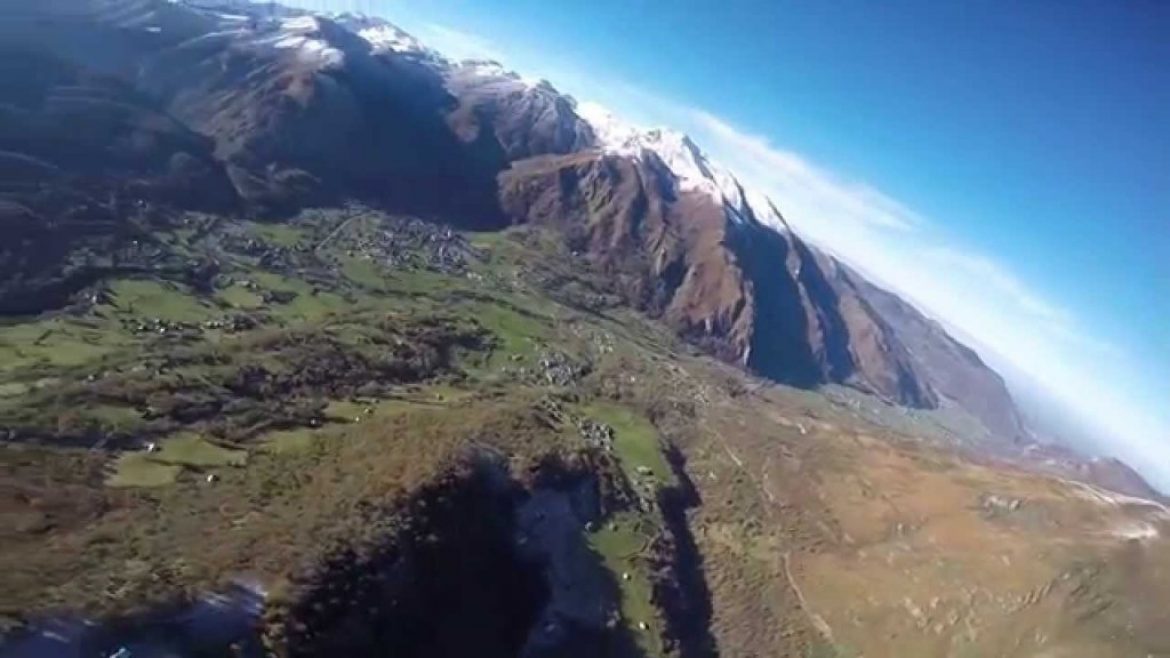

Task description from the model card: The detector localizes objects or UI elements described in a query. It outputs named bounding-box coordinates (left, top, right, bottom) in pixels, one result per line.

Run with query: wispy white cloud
left=922, top=247, right=1071, bottom=325
left=923, top=247, right=1122, bottom=358
left=691, top=110, right=925, bottom=232
left=412, top=23, right=506, bottom=63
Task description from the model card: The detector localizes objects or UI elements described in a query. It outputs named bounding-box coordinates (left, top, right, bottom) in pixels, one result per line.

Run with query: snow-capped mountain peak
left=265, top=15, right=345, bottom=69
left=209, top=11, right=428, bottom=71
left=330, top=13, right=427, bottom=55
left=579, top=103, right=661, bottom=154
left=453, top=59, right=551, bottom=91
left=578, top=102, right=788, bottom=231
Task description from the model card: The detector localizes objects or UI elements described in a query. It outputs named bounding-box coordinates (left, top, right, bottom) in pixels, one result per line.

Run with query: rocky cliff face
left=499, top=150, right=937, bottom=407
left=445, top=61, right=598, bottom=161
left=845, top=270, right=1028, bottom=442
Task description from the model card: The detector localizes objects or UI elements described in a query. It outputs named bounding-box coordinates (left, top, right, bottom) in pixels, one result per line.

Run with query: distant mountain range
left=0, top=0, right=1158, bottom=498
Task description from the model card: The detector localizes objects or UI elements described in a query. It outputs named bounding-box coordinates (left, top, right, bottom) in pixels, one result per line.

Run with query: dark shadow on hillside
left=273, top=455, right=646, bottom=658
left=728, top=222, right=820, bottom=388
left=656, top=443, right=718, bottom=658
left=276, top=466, right=546, bottom=658
left=523, top=453, right=648, bottom=658
left=0, top=454, right=650, bottom=658
left=0, top=581, right=267, bottom=658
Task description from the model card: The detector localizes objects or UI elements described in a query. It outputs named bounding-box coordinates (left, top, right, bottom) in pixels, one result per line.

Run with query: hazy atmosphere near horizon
left=285, top=0, right=1170, bottom=487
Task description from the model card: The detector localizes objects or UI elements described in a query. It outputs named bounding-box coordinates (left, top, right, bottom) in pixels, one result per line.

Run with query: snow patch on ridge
left=357, top=24, right=422, bottom=53
left=578, top=101, right=789, bottom=232
left=263, top=15, right=345, bottom=68
left=330, top=13, right=428, bottom=55
left=456, top=59, right=547, bottom=89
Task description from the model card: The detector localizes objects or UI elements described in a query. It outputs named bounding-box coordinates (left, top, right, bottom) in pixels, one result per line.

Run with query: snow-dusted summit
left=577, top=102, right=789, bottom=232
left=330, top=13, right=428, bottom=55
left=264, top=15, right=346, bottom=68
left=179, top=2, right=788, bottom=235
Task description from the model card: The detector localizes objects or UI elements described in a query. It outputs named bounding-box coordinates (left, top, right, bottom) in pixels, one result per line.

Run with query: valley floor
left=0, top=209, right=1167, bottom=657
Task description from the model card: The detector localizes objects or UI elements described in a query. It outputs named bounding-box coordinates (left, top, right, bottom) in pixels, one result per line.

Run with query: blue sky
left=286, top=0, right=1169, bottom=487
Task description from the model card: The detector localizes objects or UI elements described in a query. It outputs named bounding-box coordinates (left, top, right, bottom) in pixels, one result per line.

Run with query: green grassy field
left=154, top=434, right=247, bottom=468
left=250, top=222, right=309, bottom=248
left=250, top=271, right=350, bottom=322
left=217, top=284, right=265, bottom=310
left=84, top=404, right=146, bottom=435
left=577, top=402, right=673, bottom=656
left=583, top=402, right=673, bottom=484
left=106, top=452, right=183, bottom=487
left=107, top=434, right=247, bottom=487
left=258, top=428, right=317, bottom=455
left=108, top=279, right=213, bottom=323
left=340, top=257, right=389, bottom=291
left=0, top=317, right=124, bottom=373
left=589, top=512, right=662, bottom=653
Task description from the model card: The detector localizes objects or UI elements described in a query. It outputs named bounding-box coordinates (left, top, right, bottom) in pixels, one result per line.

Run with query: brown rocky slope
left=499, top=149, right=937, bottom=407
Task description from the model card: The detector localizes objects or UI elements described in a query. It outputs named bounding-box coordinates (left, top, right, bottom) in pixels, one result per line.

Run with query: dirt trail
left=314, top=213, right=361, bottom=254
left=694, top=385, right=841, bottom=647
left=782, top=552, right=835, bottom=644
